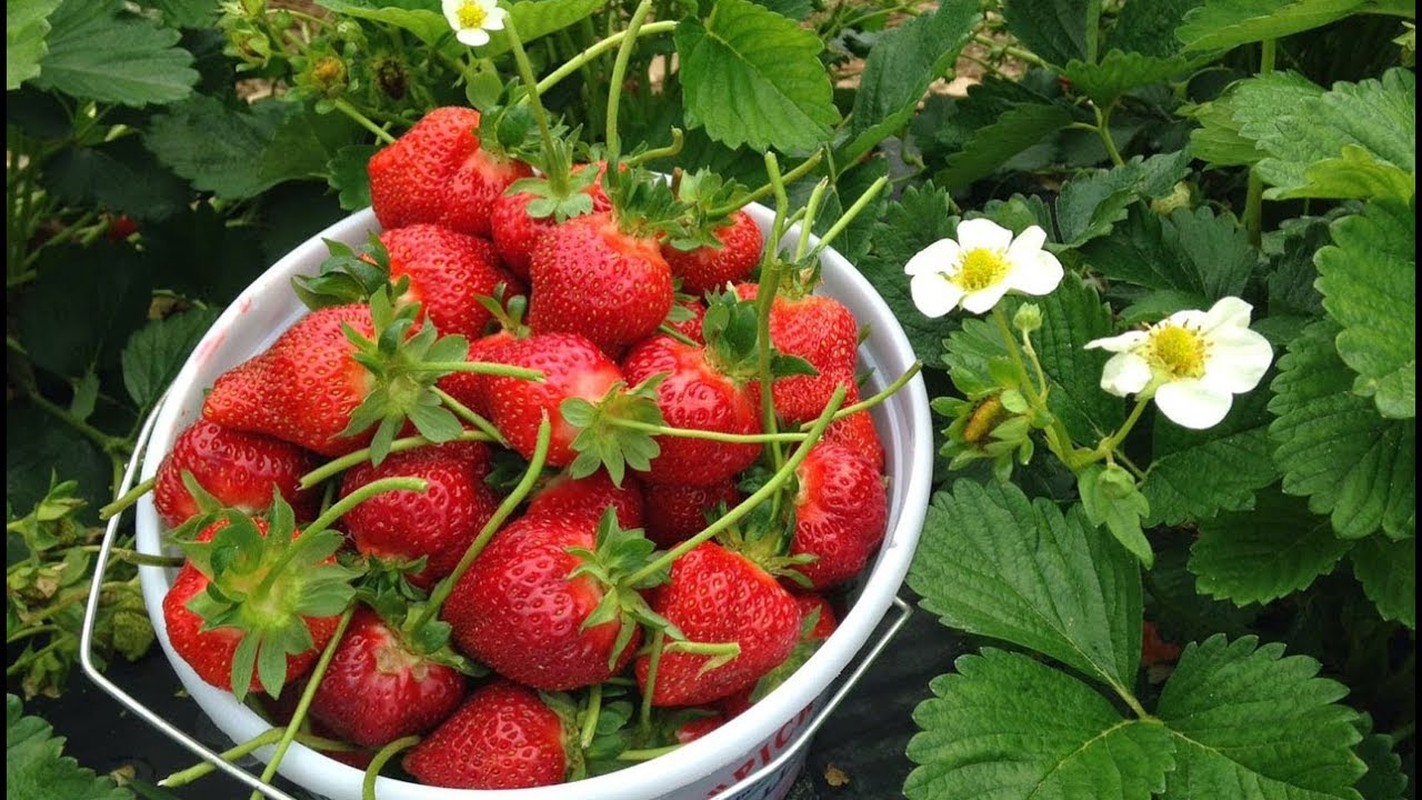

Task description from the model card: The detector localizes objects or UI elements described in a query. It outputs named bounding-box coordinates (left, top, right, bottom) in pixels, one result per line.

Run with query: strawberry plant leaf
left=1352, top=716, right=1409, bottom=800
left=1314, top=200, right=1415, bottom=420
left=144, top=95, right=288, bottom=199
left=20, top=243, right=154, bottom=380
left=905, top=649, right=1175, bottom=800
left=7, top=694, right=130, bottom=800
left=1107, top=0, right=1203, bottom=58
left=327, top=144, right=377, bottom=211
left=1141, top=386, right=1279, bottom=526
left=1034, top=273, right=1125, bottom=442
left=1244, top=68, right=1415, bottom=202
left=1177, top=0, right=1368, bottom=53
left=32, top=0, right=197, bottom=107
left=841, top=1, right=979, bottom=164
left=750, top=0, right=812, bottom=19
left=1156, top=635, right=1366, bottom=800
left=1189, top=490, right=1352, bottom=606
left=1349, top=536, right=1415, bottom=630
left=120, top=306, right=221, bottom=416
left=1000, top=0, right=1100, bottom=67
left=1186, top=71, right=1322, bottom=168
left=1080, top=205, right=1255, bottom=306
left=314, top=0, right=450, bottom=48
left=481, top=0, right=608, bottom=58
left=42, top=136, right=190, bottom=222
left=1063, top=50, right=1198, bottom=108
left=1053, top=150, right=1192, bottom=246
left=857, top=183, right=959, bottom=365
left=1268, top=321, right=1415, bottom=540
left=7, top=0, right=64, bottom=91
left=938, top=103, right=1075, bottom=191
left=909, top=480, right=1143, bottom=690
left=142, top=0, right=220, bottom=29
left=674, top=0, right=838, bottom=153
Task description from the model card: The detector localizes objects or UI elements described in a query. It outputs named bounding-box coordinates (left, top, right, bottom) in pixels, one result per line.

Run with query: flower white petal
left=1085, top=330, right=1149, bottom=353
left=457, top=26, right=491, bottom=46
left=910, top=272, right=965, bottom=318
left=1155, top=380, right=1234, bottom=429
left=1007, top=225, right=1047, bottom=259
left=960, top=281, right=1013, bottom=315
left=442, top=0, right=464, bottom=26
left=1201, top=295, right=1255, bottom=333
left=1203, top=327, right=1274, bottom=393
left=1007, top=250, right=1065, bottom=297
left=1100, top=352, right=1152, bottom=396
left=954, top=218, right=1013, bottom=252
left=483, top=3, right=507, bottom=29
left=904, top=238, right=963, bottom=277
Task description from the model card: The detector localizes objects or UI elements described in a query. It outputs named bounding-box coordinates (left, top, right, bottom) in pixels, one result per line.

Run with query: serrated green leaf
left=1274, top=145, right=1416, bottom=202
left=1350, top=536, right=1415, bottom=630
left=1034, top=274, right=1124, bottom=442
left=1247, top=69, right=1415, bottom=202
left=20, top=245, right=154, bottom=379
left=327, top=144, right=377, bottom=211
left=909, top=480, right=1143, bottom=689
left=1352, top=716, right=1409, bottom=800
left=144, top=94, right=289, bottom=199
left=1080, top=205, right=1255, bottom=304
left=8, top=0, right=64, bottom=90
left=1314, top=200, right=1415, bottom=419
left=1157, top=635, right=1366, bottom=800
left=1078, top=464, right=1154, bottom=566
left=258, top=103, right=360, bottom=189
left=32, top=0, right=196, bottom=106
left=905, top=649, right=1174, bottom=800
left=1108, top=0, right=1203, bottom=58
left=939, top=103, right=1075, bottom=190
left=1064, top=50, right=1196, bottom=107
left=1265, top=214, right=1332, bottom=317
left=1177, top=0, right=1367, bottom=53
left=315, top=0, right=449, bottom=47
left=857, top=183, right=959, bottom=365
left=675, top=0, right=838, bottom=152
left=1190, top=490, right=1352, bottom=606
left=1142, top=387, right=1279, bottom=526
left=842, top=1, right=979, bottom=164
left=144, top=0, right=220, bottom=29
left=1054, top=150, right=1192, bottom=246
left=1268, top=321, right=1415, bottom=540
left=41, top=136, right=191, bottom=221
left=1001, top=0, right=1100, bottom=66
left=1147, top=540, right=1262, bottom=644
left=1186, top=71, right=1323, bottom=168
left=482, top=0, right=609, bottom=58
left=7, top=694, right=131, bottom=800
left=121, top=307, right=221, bottom=415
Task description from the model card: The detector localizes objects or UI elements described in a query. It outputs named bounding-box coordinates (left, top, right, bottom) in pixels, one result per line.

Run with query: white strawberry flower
left=1086, top=296, right=1274, bottom=430
left=904, top=218, right=1065, bottom=316
left=443, top=0, right=506, bottom=47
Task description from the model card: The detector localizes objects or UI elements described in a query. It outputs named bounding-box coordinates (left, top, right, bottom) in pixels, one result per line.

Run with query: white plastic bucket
left=131, top=203, right=933, bottom=799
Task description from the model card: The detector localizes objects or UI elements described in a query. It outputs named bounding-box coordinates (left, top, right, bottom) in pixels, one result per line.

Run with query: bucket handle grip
left=715, top=593, right=914, bottom=799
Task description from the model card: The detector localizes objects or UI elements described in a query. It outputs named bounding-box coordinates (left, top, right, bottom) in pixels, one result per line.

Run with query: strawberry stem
left=707, top=150, right=825, bottom=219
left=249, top=604, right=357, bottom=800
left=795, top=178, right=832, bottom=263
left=98, top=477, right=156, bottom=520
left=618, top=744, right=683, bottom=761
left=362, top=735, right=421, bottom=800
left=639, top=629, right=666, bottom=735
left=604, top=0, right=656, bottom=171
left=298, top=430, right=494, bottom=490
left=624, top=128, right=684, bottom=167
left=430, top=386, right=507, bottom=446
left=657, top=323, right=699, bottom=348
left=303, top=476, right=429, bottom=539
left=411, top=361, right=543, bottom=380
left=579, top=683, right=603, bottom=750
left=806, top=176, right=890, bottom=266
left=609, top=417, right=807, bottom=444
left=535, top=22, right=677, bottom=96
left=331, top=98, right=396, bottom=145
left=408, top=416, right=553, bottom=633
left=158, top=727, right=356, bottom=788
left=796, top=362, right=923, bottom=430
left=502, top=16, right=568, bottom=195
left=758, top=155, right=789, bottom=477
left=626, top=385, right=847, bottom=586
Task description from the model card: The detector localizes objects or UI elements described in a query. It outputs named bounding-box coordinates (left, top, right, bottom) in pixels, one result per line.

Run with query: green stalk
left=1093, top=103, right=1126, bottom=168
left=98, top=477, right=156, bottom=520
left=1243, top=38, right=1276, bottom=248
left=536, top=21, right=677, bottom=96
left=24, top=389, right=131, bottom=457
left=604, top=0, right=657, bottom=167
left=711, top=151, right=825, bottom=218
left=795, top=179, right=832, bottom=263
left=806, top=176, right=889, bottom=264
left=618, top=744, right=683, bottom=760
left=796, top=362, right=923, bottom=429
left=408, top=417, right=552, bottom=632
left=413, top=361, right=543, bottom=380
left=362, top=736, right=421, bottom=800
left=580, top=682, right=603, bottom=750
left=1093, top=394, right=1152, bottom=464
left=298, top=430, right=494, bottom=490
left=639, top=629, right=666, bottom=735
left=609, top=418, right=807, bottom=444
left=430, top=386, right=507, bottom=446
left=757, top=153, right=790, bottom=475
left=250, top=606, right=357, bottom=800
left=504, top=16, right=569, bottom=194
left=159, top=728, right=354, bottom=788
left=331, top=99, right=396, bottom=145
left=627, top=386, right=847, bottom=586
left=302, top=477, right=428, bottom=539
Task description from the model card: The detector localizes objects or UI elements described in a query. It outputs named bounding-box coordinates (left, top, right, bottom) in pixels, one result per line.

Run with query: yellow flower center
left=952, top=248, right=1010, bottom=292
left=1149, top=324, right=1207, bottom=379
left=457, top=1, right=487, bottom=28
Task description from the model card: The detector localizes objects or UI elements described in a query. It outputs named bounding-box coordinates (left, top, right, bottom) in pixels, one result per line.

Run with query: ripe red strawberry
left=821, top=385, right=885, bottom=472
left=481, top=332, right=623, bottom=467
left=202, top=304, right=377, bottom=457
left=718, top=592, right=839, bottom=719
left=666, top=299, right=707, bottom=345
left=528, top=211, right=674, bottom=353
left=620, top=334, right=762, bottom=486
left=162, top=513, right=351, bottom=699
left=368, top=106, right=532, bottom=238
left=437, top=326, right=518, bottom=419
left=789, top=441, right=887, bottom=590
left=663, top=210, right=762, bottom=296
left=491, top=163, right=611, bottom=281
left=152, top=419, right=319, bottom=528
left=338, top=440, right=498, bottom=588
left=307, top=606, right=467, bottom=748
left=403, top=680, right=568, bottom=789
left=525, top=468, right=645, bottom=530
left=736, top=284, right=859, bottom=424
left=380, top=223, right=522, bottom=339
left=636, top=542, right=799, bottom=707
left=443, top=512, right=644, bottom=690
left=642, top=480, right=741, bottom=548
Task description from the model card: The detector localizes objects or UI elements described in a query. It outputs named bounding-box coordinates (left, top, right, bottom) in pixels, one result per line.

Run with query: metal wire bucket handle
left=80, top=392, right=915, bottom=800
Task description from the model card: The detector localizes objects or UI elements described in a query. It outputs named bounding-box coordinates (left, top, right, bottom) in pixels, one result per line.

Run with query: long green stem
left=250, top=606, right=357, bottom=800
left=24, top=389, right=131, bottom=456
left=610, top=418, right=806, bottom=443
left=795, top=179, right=831, bottom=263
left=414, top=361, right=542, bottom=380
left=712, top=151, right=825, bottom=218
left=1094, top=394, right=1152, bottom=463
left=159, top=728, right=354, bottom=788
left=796, top=362, right=923, bottom=430
left=503, top=16, right=566, bottom=193
left=99, top=477, right=156, bottom=520
left=408, top=417, right=552, bottom=632
left=971, top=33, right=1050, bottom=68
left=7, top=638, right=67, bottom=676
left=993, top=308, right=1042, bottom=406
left=362, top=735, right=421, bottom=800
left=1243, top=39, right=1276, bottom=248
left=331, top=99, right=396, bottom=145
left=1093, top=103, right=1126, bottom=168
left=536, top=21, right=676, bottom=96
left=604, top=0, right=657, bottom=164
left=628, top=386, right=847, bottom=586
left=618, top=743, right=683, bottom=760
left=807, top=176, right=890, bottom=264
left=757, top=154, right=789, bottom=477
left=580, top=682, right=603, bottom=749
left=991, top=309, right=1083, bottom=468
left=299, top=430, right=493, bottom=490
left=78, top=545, right=184, bottom=568
left=6, top=624, right=59, bottom=645
left=430, top=386, right=506, bottom=445
left=639, top=629, right=666, bottom=735
left=302, top=476, right=427, bottom=538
